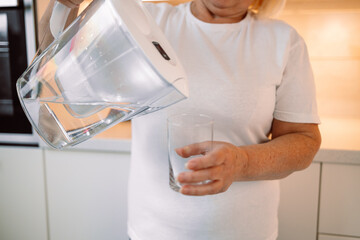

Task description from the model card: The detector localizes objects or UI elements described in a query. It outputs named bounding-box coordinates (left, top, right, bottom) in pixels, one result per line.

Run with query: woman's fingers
left=58, top=0, right=84, bottom=8
left=185, top=153, right=224, bottom=170
left=175, top=141, right=213, bottom=158
left=180, top=180, right=227, bottom=196
left=177, top=166, right=221, bottom=184
left=175, top=141, right=246, bottom=196
left=176, top=141, right=225, bottom=170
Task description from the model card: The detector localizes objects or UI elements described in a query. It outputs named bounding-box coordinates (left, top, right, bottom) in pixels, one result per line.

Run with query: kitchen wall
left=278, top=0, right=360, bottom=119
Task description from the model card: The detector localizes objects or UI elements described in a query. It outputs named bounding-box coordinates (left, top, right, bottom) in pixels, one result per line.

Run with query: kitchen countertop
left=313, top=117, right=360, bottom=165
left=40, top=117, right=360, bottom=165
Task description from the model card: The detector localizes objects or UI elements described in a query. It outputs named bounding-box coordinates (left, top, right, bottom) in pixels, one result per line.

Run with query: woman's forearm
left=237, top=126, right=321, bottom=181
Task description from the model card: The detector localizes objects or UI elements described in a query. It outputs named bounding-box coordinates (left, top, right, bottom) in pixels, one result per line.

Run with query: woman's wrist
left=233, top=146, right=251, bottom=181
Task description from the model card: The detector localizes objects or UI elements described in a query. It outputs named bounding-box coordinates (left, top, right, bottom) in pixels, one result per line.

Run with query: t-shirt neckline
left=185, top=2, right=251, bottom=32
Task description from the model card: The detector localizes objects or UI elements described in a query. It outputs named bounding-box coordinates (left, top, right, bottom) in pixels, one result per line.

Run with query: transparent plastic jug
left=16, top=0, right=188, bottom=149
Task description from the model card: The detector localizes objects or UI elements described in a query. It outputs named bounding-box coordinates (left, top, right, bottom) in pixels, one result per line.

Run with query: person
left=42, top=0, right=322, bottom=239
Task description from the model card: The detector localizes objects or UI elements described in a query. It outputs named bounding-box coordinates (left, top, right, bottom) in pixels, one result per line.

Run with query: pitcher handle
left=50, top=1, right=71, bottom=39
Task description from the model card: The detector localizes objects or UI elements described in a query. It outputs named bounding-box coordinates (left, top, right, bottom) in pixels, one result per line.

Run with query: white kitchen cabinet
left=319, top=163, right=360, bottom=237
left=278, top=163, right=321, bottom=240
left=44, top=149, right=131, bottom=240
left=318, top=234, right=360, bottom=240
left=0, top=146, right=48, bottom=240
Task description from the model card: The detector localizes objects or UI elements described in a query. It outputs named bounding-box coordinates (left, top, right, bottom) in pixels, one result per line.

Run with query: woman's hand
left=38, top=0, right=84, bottom=50
left=58, top=0, right=84, bottom=8
left=175, top=120, right=321, bottom=197
left=176, top=141, right=248, bottom=196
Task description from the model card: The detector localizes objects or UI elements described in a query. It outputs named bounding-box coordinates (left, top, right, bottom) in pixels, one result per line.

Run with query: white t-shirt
left=128, top=2, right=320, bottom=240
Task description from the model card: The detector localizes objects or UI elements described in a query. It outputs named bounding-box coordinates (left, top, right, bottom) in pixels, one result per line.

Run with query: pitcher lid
left=109, top=0, right=189, bottom=97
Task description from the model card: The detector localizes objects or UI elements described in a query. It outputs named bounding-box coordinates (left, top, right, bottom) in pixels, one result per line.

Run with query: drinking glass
left=167, top=113, right=213, bottom=192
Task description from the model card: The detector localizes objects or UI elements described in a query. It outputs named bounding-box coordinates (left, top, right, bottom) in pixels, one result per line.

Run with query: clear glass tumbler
left=167, top=113, right=214, bottom=192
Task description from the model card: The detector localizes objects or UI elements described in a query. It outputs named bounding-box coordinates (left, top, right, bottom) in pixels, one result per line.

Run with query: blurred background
left=0, top=0, right=359, bottom=240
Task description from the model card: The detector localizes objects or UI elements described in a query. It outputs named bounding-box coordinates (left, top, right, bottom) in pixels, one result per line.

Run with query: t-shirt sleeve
left=274, top=33, right=321, bottom=124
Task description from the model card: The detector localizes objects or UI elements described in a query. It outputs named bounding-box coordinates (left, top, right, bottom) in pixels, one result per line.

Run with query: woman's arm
left=176, top=119, right=321, bottom=196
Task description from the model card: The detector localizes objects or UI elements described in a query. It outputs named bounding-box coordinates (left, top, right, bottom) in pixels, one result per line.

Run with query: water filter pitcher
left=16, top=0, right=189, bottom=149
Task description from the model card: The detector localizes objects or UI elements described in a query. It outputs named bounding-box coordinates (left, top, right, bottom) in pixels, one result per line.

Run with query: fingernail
left=180, top=186, right=190, bottom=195
left=186, top=160, right=196, bottom=169
left=175, top=147, right=182, bottom=154
left=185, top=161, right=193, bottom=169
left=177, top=173, right=184, bottom=182
left=183, top=146, right=191, bottom=154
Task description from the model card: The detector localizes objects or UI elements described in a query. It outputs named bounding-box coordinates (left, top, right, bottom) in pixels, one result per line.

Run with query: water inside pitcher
left=16, top=0, right=188, bottom=149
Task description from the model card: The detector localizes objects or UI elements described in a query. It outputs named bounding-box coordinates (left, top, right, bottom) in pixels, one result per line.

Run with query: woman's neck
left=190, top=0, right=249, bottom=24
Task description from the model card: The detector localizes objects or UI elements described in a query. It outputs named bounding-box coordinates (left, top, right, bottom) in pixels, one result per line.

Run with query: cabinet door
left=0, top=146, right=48, bottom=240
left=278, top=163, right=321, bottom=240
left=319, top=163, right=360, bottom=237
left=319, top=234, right=360, bottom=240
left=44, top=149, right=131, bottom=240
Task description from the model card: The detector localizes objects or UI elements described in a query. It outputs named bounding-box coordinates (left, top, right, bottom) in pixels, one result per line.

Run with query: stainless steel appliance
left=0, top=0, right=38, bottom=146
